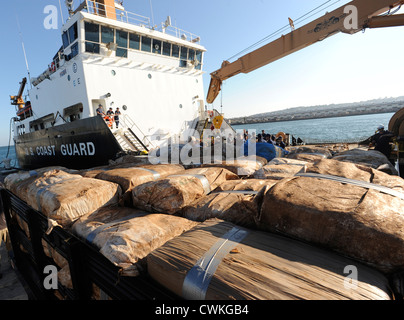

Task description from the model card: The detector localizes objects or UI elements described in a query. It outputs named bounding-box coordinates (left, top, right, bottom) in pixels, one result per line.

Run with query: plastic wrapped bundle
left=148, top=219, right=392, bottom=300
left=332, top=148, right=398, bottom=175
left=257, top=172, right=404, bottom=274
left=181, top=178, right=278, bottom=227
left=132, top=167, right=239, bottom=214
left=201, top=156, right=267, bottom=177
left=24, top=171, right=121, bottom=229
left=4, top=167, right=74, bottom=203
left=72, top=206, right=198, bottom=276
left=306, top=158, right=404, bottom=192
left=214, top=179, right=278, bottom=193
left=286, top=146, right=332, bottom=158
left=95, top=164, right=184, bottom=192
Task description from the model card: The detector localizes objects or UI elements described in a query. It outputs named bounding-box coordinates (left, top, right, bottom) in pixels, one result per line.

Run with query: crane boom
left=206, top=0, right=404, bottom=104
left=10, top=77, right=27, bottom=110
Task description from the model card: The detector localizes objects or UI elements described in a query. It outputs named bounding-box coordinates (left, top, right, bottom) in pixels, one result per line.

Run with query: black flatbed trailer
left=0, top=188, right=178, bottom=300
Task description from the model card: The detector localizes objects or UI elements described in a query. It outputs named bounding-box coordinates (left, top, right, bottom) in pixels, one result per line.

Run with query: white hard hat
left=377, top=125, right=384, bottom=130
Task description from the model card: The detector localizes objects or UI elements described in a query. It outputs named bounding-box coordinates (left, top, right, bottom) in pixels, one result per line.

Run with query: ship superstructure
left=12, top=0, right=209, bottom=169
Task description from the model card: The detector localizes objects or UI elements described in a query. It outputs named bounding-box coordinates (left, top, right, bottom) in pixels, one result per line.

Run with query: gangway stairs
left=111, top=114, right=152, bottom=154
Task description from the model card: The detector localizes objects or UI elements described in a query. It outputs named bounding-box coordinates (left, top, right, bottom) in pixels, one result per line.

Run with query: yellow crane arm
left=206, top=0, right=404, bottom=104
left=10, top=77, right=27, bottom=110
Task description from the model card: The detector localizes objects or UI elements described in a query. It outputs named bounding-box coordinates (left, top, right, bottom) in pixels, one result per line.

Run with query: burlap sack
left=286, top=146, right=332, bottom=158
left=95, top=164, right=184, bottom=192
left=148, top=219, right=392, bottom=300
left=72, top=206, right=198, bottom=276
left=4, top=167, right=73, bottom=203
left=332, top=148, right=397, bottom=174
left=257, top=174, right=404, bottom=273
left=132, top=167, right=239, bottom=214
left=214, top=179, right=277, bottom=192
left=24, top=171, right=121, bottom=229
left=201, top=156, right=267, bottom=177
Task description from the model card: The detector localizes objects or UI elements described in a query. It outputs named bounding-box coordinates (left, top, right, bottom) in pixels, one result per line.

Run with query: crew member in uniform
left=114, top=107, right=121, bottom=129
left=370, top=125, right=395, bottom=164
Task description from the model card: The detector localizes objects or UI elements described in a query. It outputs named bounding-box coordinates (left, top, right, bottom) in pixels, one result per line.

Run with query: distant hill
left=228, top=96, right=404, bottom=125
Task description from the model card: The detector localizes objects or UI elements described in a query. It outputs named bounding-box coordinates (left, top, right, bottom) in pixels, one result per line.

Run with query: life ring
left=208, top=111, right=214, bottom=118
left=50, top=62, right=56, bottom=73
left=276, top=132, right=286, bottom=141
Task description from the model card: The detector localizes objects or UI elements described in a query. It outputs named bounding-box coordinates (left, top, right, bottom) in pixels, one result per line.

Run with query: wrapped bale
left=182, top=179, right=278, bottom=227
left=306, top=158, right=404, bottom=192
left=24, top=171, right=121, bottom=229
left=253, top=163, right=305, bottom=180
left=147, top=219, right=392, bottom=300
left=257, top=173, right=404, bottom=274
left=4, top=167, right=73, bottom=203
left=214, top=179, right=277, bottom=192
left=95, top=164, right=184, bottom=192
left=332, top=148, right=398, bottom=175
left=72, top=206, right=198, bottom=276
left=132, top=167, right=239, bottom=214
left=286, top=146, right=332, bottom=158
left=201, top=156, right=267, bottom=177
left=285, top=153, right=327, bottom=162
left=182, top=190, right=264, bottom=228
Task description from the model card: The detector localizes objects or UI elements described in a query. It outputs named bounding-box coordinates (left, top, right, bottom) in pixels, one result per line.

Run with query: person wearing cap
left=370, top=124, right=395, bottom=163
left=96, top=104, right=105, bottom=117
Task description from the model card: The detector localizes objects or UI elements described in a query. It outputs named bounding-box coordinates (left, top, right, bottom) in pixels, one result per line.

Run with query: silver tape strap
left=296, top=173, right=404, bottom=200
left=169, top=174, right=211, bottom=195
left=133, top=167, right=161, bottom=180
left=213, top=190, right=259, bottom=195
left=182, top=226, right=249, bottom=300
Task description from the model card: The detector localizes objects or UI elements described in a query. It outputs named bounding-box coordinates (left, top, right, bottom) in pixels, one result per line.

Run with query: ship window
left=101, top=26, right=114, bottom=44
left=116, top=30, right=128, bottom=48
left=141, top=36, right=152, bottom=52
left=116, top=48, right=127, bottom=57
left=68, top=22, right=78, bottom=44
left=62, top=32, right=69, bottom=49
left=188, top=49, right=195, bottom=61
left=172, top=44, right=179, bottom=58
left=85, top=22, right=99, bottom=42
left=152, top=39, right=161, bottom=54
left=129, top=33, right=140, bottom=50
left=180, top=47, right=188, bottom=60
left=85, top=42, right=100, bottom=54
left=180, top=47, right=188, bottom=67
left=71, top=42, right=79, bottom=58
left=195, top=51, right=203, bottom=70
left=85, top=22, right=100, bottom=54
left=162, top=42, right=171, bottom=56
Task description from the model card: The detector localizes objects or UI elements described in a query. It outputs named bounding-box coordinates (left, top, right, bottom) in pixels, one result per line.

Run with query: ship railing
left=119, top=113, right=156, bottom=149
left=77, top=0, right=201, bottom=44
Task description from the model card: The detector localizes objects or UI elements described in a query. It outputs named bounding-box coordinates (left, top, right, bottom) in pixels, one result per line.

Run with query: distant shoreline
left=228, top=100, right=402, bottom=126
left=229, top=109, right=398, bottom=126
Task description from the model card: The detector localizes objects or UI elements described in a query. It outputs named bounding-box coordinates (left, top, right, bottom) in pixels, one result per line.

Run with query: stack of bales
left=3, top=146, right=404, bottom=300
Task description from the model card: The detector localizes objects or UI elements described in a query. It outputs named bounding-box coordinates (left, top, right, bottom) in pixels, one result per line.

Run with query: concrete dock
left=0, top=242, right=28, bottom=300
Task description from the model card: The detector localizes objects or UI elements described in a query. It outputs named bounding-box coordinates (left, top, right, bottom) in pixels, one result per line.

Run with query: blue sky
left=1, top=0, right=404, bottom=146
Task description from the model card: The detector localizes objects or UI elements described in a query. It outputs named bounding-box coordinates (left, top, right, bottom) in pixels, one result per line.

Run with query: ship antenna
left=58, top=0, right=65, bottom=23
left=16, top=15, right=32, bottom=89
left=149, top=0, right=155, bottom=28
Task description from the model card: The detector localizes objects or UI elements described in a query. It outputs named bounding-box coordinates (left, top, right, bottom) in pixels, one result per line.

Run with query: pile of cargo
left=2, top=146, right=404, bottom=300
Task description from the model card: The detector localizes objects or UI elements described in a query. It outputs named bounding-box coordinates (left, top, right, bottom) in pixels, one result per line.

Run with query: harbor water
left=0, top=145, right=18, bottom=170
left=231, top=112, right=395, bottom=144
